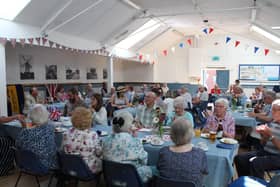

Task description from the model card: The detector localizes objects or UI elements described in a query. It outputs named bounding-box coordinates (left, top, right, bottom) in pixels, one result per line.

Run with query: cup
left=194, top=128, right=201, bottom=137
left=25, top=118, right=32, bottom=128
left=209, top=131, right=216, bottom=143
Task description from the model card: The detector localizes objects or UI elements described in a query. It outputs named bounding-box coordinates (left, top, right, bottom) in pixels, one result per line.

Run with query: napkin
left=216, top=143, right=234, bottom=149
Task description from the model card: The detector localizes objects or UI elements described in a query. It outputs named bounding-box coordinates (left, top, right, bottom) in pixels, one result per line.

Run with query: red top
left=211, top=88, right=221, bottom=94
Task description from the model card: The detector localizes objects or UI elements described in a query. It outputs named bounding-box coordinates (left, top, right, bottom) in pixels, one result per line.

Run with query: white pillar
left=0, top=44, right=7, bottom=116
left=107, top=55, right=114, bottom=90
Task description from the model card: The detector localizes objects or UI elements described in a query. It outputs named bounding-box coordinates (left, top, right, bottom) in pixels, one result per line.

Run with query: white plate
left=55, top=127, right=67, bottom=133
left=150, top=139, right=164, bottom=146
left=200, top=133, right=210, bottom=139
left=220, top=138, right=238, bottom=144
left=100, top=131, right=108, bottom=136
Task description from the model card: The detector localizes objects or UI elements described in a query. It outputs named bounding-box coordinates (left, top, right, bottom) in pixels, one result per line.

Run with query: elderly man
left=63, top=88, right=87, bottom=116
left=23, top=87, right=39, bottom=115
left=193, top=85, right=209, bottom=105
left=234, top=99, right=280, bottom=179
left=135, top=92, right=163, bottom=128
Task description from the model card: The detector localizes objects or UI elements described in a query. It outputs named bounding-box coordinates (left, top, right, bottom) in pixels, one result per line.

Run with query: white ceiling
left=9, top=0, right=280, bottom=51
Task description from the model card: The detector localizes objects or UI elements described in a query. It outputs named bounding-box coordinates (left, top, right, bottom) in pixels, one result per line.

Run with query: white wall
left=5, top=44, right=153, bottom=84
left=150, top=34, right=280, bottom=85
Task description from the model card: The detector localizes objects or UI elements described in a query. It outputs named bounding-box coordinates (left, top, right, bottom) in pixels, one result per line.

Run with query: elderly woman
left=16, top=104, right=57, bottom=169
left=90, top=93, right=107, bottom=125
left=202, top=98, right=235, bottom=138
left=62, top=107, right=102, bottom=173
left=167, top=96, right=194, bottom=126
left=157, top=119, right=208, bottom=187
left=102, top=112, right=153, bottom=182
left=234, top=99, right=280, bottom=179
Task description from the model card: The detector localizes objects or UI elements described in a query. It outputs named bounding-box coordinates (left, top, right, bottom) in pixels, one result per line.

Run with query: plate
left=200, top=133, right=209, bottom=139
left=96, top=130, right=108, bottom=136
left=55, top=127, right=67, bottom=133
left=150, top=138, right=164, bottom=146
left=220, top=138, right=238, bottom=144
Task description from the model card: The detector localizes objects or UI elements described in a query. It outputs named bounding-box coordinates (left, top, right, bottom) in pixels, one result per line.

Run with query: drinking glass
left=194, top=128, right=201, bottom=137
left=209, top=131, right=216, bottom=143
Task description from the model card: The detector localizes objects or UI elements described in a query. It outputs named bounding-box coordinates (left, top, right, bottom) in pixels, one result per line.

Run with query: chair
left=102, top=159, right=148, bottom=187
left=155, top=176, right=196, bottom=187
left=57, top=152, right=101, bottom=187
left=13, top=147, right=52, bottom=187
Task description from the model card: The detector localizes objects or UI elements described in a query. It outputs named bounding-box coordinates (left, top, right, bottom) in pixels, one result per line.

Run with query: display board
left=239, top=64, right=280, bottom=81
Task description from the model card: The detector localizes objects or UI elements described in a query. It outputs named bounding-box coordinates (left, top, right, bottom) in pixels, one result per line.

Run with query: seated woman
left=167, top=96, right=194, bottom=127
left=90, top=93, right=107, bottom=125
left=211, top=84, right=221, bottom=95
left=202, top=98, right=235, bottom=138
left=102, top=112, right=153, bottom=182
left=234, top=99, right=280, bottom=179
left=16, top=104, right=57, bottom=169
left=56, top=86, right=68, bottom=102
left=62, top=107, right=102, bottom=173
left=157, top=119, right=208, bottom=187
left=0, top=114, right=24, bottom=176
left=111, top=86, right=129, bottom=110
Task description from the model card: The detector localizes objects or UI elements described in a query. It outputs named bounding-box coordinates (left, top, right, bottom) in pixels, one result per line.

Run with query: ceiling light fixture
left=272, top=26, right=280, bottom=30
left=250, top=25, right=280, bottom=44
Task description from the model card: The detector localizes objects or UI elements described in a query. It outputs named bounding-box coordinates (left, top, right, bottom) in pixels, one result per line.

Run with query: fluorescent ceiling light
left=115, top=19, right=161, bottom=50
left=275, top=50, right=280, bottom=54
left=0, top=0, right=31, bottom=20
left=250, top=25, right=280, bottom=44
left=272, top=26, right=280, bottom=30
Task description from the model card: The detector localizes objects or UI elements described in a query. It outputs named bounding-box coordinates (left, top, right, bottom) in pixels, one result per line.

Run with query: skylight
left=115, top=19, right=161, bottom=50
left=0, top=0, right=31, bottom=20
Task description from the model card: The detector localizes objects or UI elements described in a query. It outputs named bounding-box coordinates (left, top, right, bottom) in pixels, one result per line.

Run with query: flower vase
left=158, top=123, right=163, bottom=138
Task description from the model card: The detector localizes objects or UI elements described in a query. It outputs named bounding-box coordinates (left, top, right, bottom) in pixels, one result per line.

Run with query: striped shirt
left=204, top=112, right=235, bottom=137
left=264, top=122, right=280, bottom=155
left=135, top=104, right=158, bottom=128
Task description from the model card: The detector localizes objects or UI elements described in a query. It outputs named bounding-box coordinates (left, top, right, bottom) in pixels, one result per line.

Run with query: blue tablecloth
left=231, top=111, right=257, bottom=127
left=1, top=122, right=238, bottom=187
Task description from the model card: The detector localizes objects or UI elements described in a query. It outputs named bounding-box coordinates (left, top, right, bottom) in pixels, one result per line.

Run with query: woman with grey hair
left=102, top=111, right=153, bottom=182
left=157, top=119, right=208, bottom=187
left=166, top=96, right=194, bottom=126
left=202, top=98, right=235, bottom=138
left=16, top=104, right=57, bottom=169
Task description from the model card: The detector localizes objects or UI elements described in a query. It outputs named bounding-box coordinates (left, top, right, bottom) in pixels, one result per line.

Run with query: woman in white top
left=91, top=93, right=107, bottom=125
left=111, top=86, right=129, bottom=110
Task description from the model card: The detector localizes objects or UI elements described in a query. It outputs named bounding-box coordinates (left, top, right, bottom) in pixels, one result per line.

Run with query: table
left=1, top=121, right=238, bottom=187
left=231, top=111, right=257, bottom=127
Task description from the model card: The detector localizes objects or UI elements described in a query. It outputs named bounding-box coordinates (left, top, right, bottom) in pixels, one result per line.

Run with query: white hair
left=215, top=98, right=229, bottom=109
left=112, top=111, right=133, bottom=133
left=29, top=104, right=49, bottom=125
left=272, top=99, right=280, bottom=107
left=173, top=96, right=186, bottom=109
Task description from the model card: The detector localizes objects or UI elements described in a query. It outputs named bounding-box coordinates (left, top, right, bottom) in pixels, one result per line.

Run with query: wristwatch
left=269, top=136, right=275, bottom=141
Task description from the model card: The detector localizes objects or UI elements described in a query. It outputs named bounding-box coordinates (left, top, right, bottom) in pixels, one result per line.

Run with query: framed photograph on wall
left=19, top=54, right=35, bottom=80
left=65, top=66, right=80, bottom=80
left=103, top=68, right=107, bottom=79
left=86, top=67, right=98, bottom=79
left=45, top=65, right=57, bottom=80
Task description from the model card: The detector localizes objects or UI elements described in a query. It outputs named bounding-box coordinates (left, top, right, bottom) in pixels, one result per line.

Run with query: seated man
left=135, top=92, right=163, bottom=128
left=63, top=88, right=87, bottom=116
left=234, top=99, right=280, bottom=179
